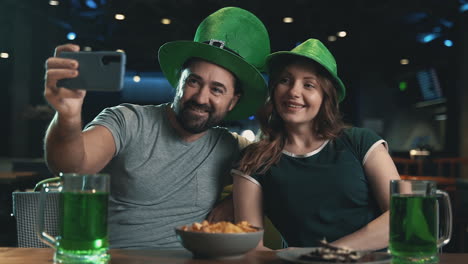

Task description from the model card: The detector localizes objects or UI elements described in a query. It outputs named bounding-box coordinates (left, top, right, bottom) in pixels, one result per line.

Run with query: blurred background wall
left=0, top=0, right=467, bottom=161
left=1, top=0, right=468, bottom=251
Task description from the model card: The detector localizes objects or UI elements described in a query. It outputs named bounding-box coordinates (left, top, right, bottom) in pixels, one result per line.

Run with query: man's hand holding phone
left=44, top=44, right=86, bottom=120
left=43, top=44, right=120, bottom=176
left=44, top=44, right=126, bottom=120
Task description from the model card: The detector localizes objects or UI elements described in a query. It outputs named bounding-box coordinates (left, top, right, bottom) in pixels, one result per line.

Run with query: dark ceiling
left=0, top=0, right=466, bottom=157
left=2, top=0, right=467, bottom=73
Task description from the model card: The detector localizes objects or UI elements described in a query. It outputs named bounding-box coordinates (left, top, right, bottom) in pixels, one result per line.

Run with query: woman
left=232, top=39, right=400, bottom=251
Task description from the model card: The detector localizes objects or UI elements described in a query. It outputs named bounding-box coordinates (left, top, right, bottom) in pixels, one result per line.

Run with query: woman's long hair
left=236, top=55, right=346, bottom=176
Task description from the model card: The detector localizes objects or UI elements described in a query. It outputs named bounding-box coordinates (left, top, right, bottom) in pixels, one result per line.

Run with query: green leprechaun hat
left=266, top=38, right=346, bottom=102
left=158, top=7, right=271, bottom=120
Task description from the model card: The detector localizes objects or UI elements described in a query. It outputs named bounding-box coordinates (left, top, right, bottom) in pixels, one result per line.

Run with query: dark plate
left=276, top=247, right=392, bottom=264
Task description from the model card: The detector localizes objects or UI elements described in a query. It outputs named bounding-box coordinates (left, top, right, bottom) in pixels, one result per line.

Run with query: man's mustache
left=183, top=101, right=213, bottom=113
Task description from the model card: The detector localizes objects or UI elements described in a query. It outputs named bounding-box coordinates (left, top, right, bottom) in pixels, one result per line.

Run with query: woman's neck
left=283, top=123, right=325, bottom=155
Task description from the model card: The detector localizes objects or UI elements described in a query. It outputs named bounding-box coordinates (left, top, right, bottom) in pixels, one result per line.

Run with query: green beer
left=389, top=194, right=438, bottom=259
left=57, top=191, right=109, bottom=257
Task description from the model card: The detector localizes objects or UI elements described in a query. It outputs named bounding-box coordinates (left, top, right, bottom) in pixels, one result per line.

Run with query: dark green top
left=251, top=127, right=386, bottom=247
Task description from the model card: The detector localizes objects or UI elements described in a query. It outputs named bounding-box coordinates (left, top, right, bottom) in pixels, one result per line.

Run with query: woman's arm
left=233, top=172, right=271, bottom=251
left=330, top=143, right=400, bottom=251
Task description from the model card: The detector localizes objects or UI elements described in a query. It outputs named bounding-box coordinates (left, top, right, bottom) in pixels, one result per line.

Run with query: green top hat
left=158, top=7, right=271, bottom=120
left=266, top=38, right=346, bottom=102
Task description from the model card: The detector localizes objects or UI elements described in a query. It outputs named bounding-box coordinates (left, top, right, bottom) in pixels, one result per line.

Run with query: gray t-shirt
left=86, top=103, right=241, bottom=249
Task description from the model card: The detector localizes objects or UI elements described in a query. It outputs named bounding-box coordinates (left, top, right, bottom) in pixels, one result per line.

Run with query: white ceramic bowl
left=175, top=226, right=264, bottom=258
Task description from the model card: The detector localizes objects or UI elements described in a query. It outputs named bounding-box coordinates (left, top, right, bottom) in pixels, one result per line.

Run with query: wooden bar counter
left=1, top=247, right=467, bottom=264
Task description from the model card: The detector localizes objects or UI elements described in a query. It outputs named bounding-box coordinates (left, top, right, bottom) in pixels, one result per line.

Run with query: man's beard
left=175, top=100, right=227, bottom=134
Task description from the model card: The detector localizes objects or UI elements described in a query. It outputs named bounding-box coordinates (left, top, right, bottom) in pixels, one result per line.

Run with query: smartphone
left=57, top=51, right=126, bottom=91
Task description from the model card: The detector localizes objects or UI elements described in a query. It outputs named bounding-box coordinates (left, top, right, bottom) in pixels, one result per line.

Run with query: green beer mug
left=389, top=180, right=452, bottom=263
left=37, top=173, right=110, bottom=263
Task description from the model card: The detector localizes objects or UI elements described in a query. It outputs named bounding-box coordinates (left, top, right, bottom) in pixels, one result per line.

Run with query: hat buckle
left=208, top=39, right=225, bottom=49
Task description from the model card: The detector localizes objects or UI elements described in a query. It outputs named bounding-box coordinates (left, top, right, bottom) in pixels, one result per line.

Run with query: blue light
left=444, top=39, right=453, bottom=47
left=439, top=19, right=454, bottom=28
left=85, top=0, right=98, bottom=9
left=67, top=32, right=76, bottom=40
left=403, top=12, right=428, bottom=24
left=248, top=115, right=255, bottom=120
left=423, top=34, right=437, bottom=43
left=417, top=32, right=441, bottom=43
left=460, top=3, right=468, bottom=12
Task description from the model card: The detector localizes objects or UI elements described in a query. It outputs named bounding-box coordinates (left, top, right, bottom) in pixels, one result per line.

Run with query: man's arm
left=45, top=116, right=115, bottom=174
left=330, top=144, right=400, bottom=251
left=44, top=44, right=115, bottom=174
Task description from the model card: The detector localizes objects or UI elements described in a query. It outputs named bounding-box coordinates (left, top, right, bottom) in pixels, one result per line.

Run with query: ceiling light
left=133, top=75, right=141, bottom=83
left=115, top=14, right=125, bottom=20
left=283, top=17, right=294, bottom=23
left=161, top=18, right=171, bottom=25
left=439, top=19, right=454, bottom=28
left=49, top=0, right=59, bottom=6
left=417, top=32, right=440, bottom=43
left=400, top=59, right=409, bottom=65
left=327, top=35, right=337, bottom=42
left=444, top=39, right=453, bottom=47
left=460, top=3, right=468, bottom=12
left=85, top=0, right=98, bottom=9
left=0, top=52, right=9, bottom=59
left=337, top=31, right=347, bottom=38
left=67, top=32, right=76, bottom=40
left=423, top=34, right=437, bottom=43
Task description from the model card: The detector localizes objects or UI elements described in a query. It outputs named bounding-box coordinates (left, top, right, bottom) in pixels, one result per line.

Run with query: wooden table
left=1, top=247, right=467, bottom=264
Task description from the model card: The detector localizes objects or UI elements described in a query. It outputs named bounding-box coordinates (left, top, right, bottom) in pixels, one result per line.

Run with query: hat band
left=203, top=40, right=241, bottom=57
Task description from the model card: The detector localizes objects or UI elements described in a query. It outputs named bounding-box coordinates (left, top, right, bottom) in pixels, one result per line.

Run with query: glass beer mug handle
left=36, top=182, right=61, bottom=248
left=436, top=189, right=453, bottom=247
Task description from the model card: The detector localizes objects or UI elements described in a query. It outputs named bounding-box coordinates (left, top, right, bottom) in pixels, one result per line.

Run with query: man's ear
left=228, top=94, right=241, bottom=111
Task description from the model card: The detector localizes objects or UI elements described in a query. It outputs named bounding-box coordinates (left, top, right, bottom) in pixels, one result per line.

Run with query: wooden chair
left=432, top=157, right=468, bottom=178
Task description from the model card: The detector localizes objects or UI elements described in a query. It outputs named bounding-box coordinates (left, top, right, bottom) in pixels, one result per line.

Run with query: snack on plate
left=299, top=240, right=366, bottom=263
left=181, top=220, right=258, bottom=233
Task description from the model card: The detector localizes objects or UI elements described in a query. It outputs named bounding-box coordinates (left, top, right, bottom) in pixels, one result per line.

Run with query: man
left=43, top=7, right=270, bottom=248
